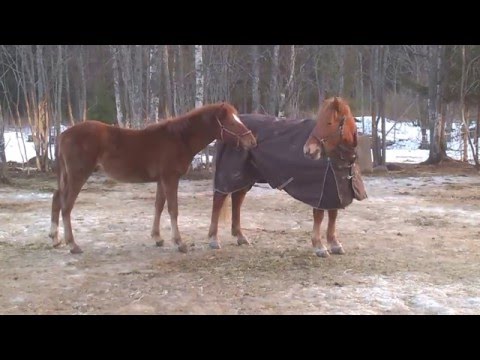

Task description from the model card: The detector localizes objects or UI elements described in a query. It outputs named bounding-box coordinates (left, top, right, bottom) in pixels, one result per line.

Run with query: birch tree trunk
left=251, top=45, right=260, bottom=113
left=55, top=45, right=63, bottom=138
left=423, top=45, right=447, bottom=164
left=163, top=45, right=173, bottom=117
left=379, top=46, right=387, bottom=165
left=370, top=46, right=381, bottom=166
left=195, top=45, right=210, bottom=168
left=476, top=104, right=479, bottom=166
left=278, top=45, right=296, bottom=118
left=314, top=56, right=325, bottom=107
left=269, top=45, right=280, bottom=115
left=175, top=45, right=186, bottom=115
left=65, top=48, right=75, bottom=125
left=110, top=45, right=124, bottom=127
left=149, top=45, right=161, bottom=122
left=359, top=51, right=365, bottom=133
left=195, top=45, right=204, bottom=108
left=35, top=45, right=49, bottom=171
left=459, top=45, right=479, bottom=166
left=338, top=45, right=345, bottom=96
left=133, top=45, right=143, bottom=128
left=0, top=104, right=8, bottom=183
left=120, top=45, right=136, bottom=128
left=78, top=46, right=87, bottom=121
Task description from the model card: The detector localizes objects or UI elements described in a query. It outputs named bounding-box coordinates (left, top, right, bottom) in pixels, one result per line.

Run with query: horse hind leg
left=326, top=209, right=345, bottom=255
left=162, top=175, right=188, bottom=253
left=50, top=156, right=67, bottom=248
left=151, top=182, right=166, bottom=247
left=61, top=176, right=88, bottom=254
left=231, top=188, right=250, bottom=246
left=49, top=189, right=62, bottom=247
left=61, top=159, right=96, bottom=254
left=208, top=191, right=229, bottom=249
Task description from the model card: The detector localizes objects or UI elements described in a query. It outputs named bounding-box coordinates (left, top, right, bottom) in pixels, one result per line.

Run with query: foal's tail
left=53, top=137, right=60, bottom=174
left=218, top=194, right=231, bottom=224
left=53, top=134, right=68, bottom=192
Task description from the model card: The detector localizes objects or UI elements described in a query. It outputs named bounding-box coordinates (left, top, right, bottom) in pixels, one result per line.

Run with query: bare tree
left=194, top=45, right=210, bottom=168
left=278, top=45, right=296, bottom=118
left=133, top=45, right=143, bottom=126
left=195, top=45, right=204, bottom=108
left=251, top=45, right=261, bottom=113
left=54, top=45, right=63, bottom=139
left=64, top=46, right=75, bottom=125
left=459, top=45, right=480, bottom=167
left=78, top=45, right=87, bottom=121
left=369, top=46, right=380, bottom=166
left=423, top=45, right=448, bottom=164
left=162, top=45, right=173, bottom=117
left=110, top=45, right=124, bottom=127
left=269, top=45, right=280, bottom=115
left=0, top=104, right=8, bottom=183
left=148, top=45, right=161, bottom=122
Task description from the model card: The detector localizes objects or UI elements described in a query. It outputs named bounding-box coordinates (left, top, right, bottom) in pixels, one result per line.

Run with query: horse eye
left=327, top=122, right=332, bottom=125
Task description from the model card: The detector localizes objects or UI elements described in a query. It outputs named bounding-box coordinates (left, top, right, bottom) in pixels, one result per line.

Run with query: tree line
left=1, top=45, right=479, bottom=180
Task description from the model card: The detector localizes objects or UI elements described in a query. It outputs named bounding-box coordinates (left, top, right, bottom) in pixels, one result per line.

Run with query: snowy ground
left=3, top=127, right=213, bottom=169
left=357, top=116, right=477, bottom=163
left=4, top=118, right=478, bottom=166
left=1, top=119, right=479, bottom=314
left=0, top=166, right=479, bottom=314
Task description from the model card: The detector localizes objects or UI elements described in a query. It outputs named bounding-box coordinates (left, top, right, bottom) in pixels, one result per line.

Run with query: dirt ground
left=1, top=163, right=480, bottom=315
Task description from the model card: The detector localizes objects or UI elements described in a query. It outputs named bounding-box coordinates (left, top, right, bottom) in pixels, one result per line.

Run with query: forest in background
left=1, top=45, right=480, bottom=181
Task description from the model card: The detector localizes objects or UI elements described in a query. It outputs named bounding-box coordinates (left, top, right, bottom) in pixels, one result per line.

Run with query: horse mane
left=318, top=97, right=353, bottom=120
left=147, top=103, right=230, bottom=136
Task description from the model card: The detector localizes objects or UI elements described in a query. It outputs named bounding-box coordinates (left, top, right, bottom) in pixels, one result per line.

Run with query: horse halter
left=310, top=115, right=357, bottom=164
left=216, top=117, right=253, bottom=148
left=310, top=115, right=346, bottom=146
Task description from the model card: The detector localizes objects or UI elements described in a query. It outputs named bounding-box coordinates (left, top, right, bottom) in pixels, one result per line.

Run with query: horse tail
left=54, top=134, right=68, bottom=192
left=218, top=194, right=231, bottom=224
left=53, top=136, right=60, bottom=174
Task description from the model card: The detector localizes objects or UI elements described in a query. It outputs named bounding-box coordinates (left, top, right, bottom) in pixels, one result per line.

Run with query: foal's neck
left=183, top=111, right=217, bottom=156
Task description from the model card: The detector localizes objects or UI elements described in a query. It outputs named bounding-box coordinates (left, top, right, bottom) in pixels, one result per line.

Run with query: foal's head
left=303, top=97, right=358, bottom=161
left=214, top=103, right=257, bottom=149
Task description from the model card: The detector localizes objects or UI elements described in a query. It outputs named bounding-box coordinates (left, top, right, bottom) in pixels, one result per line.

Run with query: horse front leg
left=312, top=208, right=329, bottom=257
left=208, top=191, right=229, bottom=249
left=162, top=175, right=188, bottom=253
left=327, top=209, right=345, bottom=255
left=151, top=181, right=166, bottom=247
left=231, top=188, right=250, bottom=246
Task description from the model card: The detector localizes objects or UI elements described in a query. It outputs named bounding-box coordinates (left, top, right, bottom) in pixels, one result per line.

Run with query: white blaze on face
left=232, top=113, right=242, bottom=124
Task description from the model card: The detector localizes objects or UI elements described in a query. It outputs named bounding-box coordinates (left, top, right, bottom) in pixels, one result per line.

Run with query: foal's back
left=58, top=120, right=180, bottom=183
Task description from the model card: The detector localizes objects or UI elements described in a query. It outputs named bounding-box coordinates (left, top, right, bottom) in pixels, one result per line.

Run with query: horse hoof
left=178, top=244, right=188, bottom=253
left=70, top=246, right=83, bottom=254
left=315, top=248, right=330, bottom=258
left=330, top=245, right=345, bottom=255
left=52, top=241, right=62, bottom=248
left=209, top=241, right=221, bottom=250
left=155, top=240, right=164, bottom=247
left=237, top=237, right=250, bottom=246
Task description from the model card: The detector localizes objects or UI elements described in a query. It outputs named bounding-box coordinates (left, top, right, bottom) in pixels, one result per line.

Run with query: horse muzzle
left=241, top=134, right=258, bottom=149
left=303, top=142, right=322, bottom=160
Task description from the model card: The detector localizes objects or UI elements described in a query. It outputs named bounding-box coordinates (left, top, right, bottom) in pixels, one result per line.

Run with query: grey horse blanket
left=213, top=114, right=367, bottom=210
